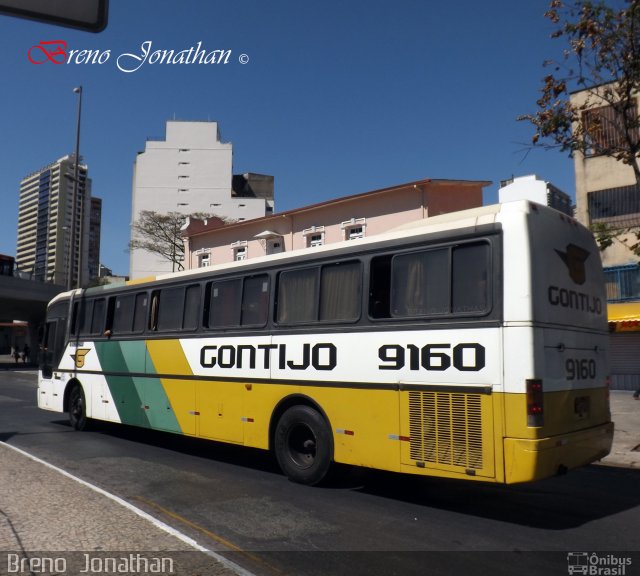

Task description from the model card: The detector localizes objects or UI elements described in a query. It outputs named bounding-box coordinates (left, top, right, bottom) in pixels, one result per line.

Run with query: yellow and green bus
left=38, top=201, right=613, bottom=485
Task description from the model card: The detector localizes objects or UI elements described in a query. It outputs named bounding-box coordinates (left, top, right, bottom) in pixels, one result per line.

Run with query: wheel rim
left=287, top=423, right=317, bottom=469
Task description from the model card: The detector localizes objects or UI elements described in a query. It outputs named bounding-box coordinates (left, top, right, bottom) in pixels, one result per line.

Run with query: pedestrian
left=12, top=347, right=19, bottom=363
left=22, top=344, right=30, bottom=364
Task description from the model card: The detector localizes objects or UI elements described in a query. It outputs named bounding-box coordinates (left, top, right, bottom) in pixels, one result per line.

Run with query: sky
left=0, top=0, right=578, bottom=276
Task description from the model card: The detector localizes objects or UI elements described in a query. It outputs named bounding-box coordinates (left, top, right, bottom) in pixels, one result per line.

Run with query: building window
left=231, top=241, right=248, bottom=261
left=266, top=238, right=284, bottom=255
left=582, top=103, right=639, bottom=157
left=347, top=227, right=364, bottom=240
left=604, top=265, right=640, bottom=302
left=341, top=218, right=366, bottom=241
left=588, top=184, right=640, bottom=227
left=199, top=253, right=210, bottom=267
left=303, top=226, right=325, bottom=248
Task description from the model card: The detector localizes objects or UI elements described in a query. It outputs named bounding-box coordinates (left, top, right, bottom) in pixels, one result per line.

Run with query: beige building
left=571, top=84, right=640, bottom=392
left=571, top=86, right=640, bottom=268
left=182, top=178, right=488, bottom=269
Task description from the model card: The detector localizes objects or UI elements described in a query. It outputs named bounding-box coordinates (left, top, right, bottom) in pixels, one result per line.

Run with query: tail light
left=526, top=379, right=544, bottom=427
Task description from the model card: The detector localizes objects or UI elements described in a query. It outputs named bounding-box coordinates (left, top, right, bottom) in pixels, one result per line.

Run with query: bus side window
left=90, top=298, right=106, bottom=335
left=156, top=287, right=184, bottom=331
left=452, top=243, right=491, bottom=314
left=369, top=255, right=392, bottom=319
left=391, top=249, right=449, bottom=317
left=149, top=291, right=160, bottom=331
left=112, top=294, right=135, bottom=334
left=241, top=275, right=269, bottom=326
left=208, top=279, right=242, bottom=328
left=276, top=268, right=319, bottom=324
left=150, top=285, right=201, bottom=333
left=133, top=293, right=149, bottom=333
left=183, top=284, right=201, bottom=331
left=76, top=300, right=93, bottom=336
left=71, top=302, right=80, bottom=336
left=319, top=261, right=361, bottom=322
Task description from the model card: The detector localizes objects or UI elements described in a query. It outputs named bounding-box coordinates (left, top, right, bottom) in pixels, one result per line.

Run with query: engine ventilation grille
left=408, top=391, right=483, bottom=470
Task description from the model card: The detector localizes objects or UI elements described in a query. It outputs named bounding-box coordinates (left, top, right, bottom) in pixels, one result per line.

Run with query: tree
left=519, top=0, right=640, bottom=253
left=129, top=211, right=232, bottom=272
left=129, top=211, right=192, bottom=272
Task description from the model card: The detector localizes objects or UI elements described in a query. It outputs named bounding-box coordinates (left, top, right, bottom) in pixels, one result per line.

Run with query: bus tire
left=274, top=405, right=333, bottom=486
left=68, top=384, right=89, bottom=431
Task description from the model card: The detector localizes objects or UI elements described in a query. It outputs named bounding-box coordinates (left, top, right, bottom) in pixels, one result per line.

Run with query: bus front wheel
left=68, top=384, right=89, bottom=431
left=274, top=405, right=333, bottom=486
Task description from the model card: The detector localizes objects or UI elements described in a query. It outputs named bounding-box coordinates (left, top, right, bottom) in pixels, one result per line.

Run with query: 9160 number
left=378, top=343, right=485, bottom=372
left=566, top=358, right=596, bottom=380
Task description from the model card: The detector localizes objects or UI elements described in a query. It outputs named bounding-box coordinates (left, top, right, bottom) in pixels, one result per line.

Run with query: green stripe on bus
left=95, top=341, right=149, bottom=427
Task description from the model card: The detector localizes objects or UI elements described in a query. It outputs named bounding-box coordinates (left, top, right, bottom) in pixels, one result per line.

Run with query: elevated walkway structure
left=0, top=275, right=64, bottom=353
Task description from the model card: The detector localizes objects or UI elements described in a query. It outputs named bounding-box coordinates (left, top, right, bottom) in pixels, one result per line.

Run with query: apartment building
left=16, top=154, right=99, bottom=287
left=130, top=120, right=274, bottom=279
left=498, top=174, right=573, bottom=216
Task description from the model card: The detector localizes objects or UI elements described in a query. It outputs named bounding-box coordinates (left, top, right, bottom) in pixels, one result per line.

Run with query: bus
left=37, top=201, right=614, bottom=485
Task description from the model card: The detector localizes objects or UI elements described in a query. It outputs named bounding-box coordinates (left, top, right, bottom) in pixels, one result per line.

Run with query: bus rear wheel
left=68, top=384, right=89, bottom=431
left=274, top=405, right=333, bottom=486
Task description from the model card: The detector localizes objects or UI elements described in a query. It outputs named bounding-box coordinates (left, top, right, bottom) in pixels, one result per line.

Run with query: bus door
left=39, top=310, right=68, bottom=408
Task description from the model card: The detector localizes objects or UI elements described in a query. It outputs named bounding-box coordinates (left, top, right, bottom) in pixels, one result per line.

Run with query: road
left=1, top=369, right=639, bottom=576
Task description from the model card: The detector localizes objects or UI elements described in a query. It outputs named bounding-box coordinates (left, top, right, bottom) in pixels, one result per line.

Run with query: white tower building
left=130, top=120, right=273, bottom=279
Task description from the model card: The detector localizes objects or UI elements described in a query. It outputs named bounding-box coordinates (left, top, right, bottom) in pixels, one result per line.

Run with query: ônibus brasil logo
left=567, top=553, right=632, bottom=576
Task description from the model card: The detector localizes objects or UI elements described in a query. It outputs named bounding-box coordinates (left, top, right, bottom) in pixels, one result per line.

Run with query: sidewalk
left=599, top=389, right=640, bottom=469
left=0, top=445, right=245, bottom=575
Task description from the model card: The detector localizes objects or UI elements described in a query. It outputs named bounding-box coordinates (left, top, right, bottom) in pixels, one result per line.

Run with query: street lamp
left=67, top=86, right=83, bottom=290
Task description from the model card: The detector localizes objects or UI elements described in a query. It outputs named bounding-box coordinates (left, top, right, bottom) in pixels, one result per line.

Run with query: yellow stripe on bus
left=146, top=339, right=197, bottom=435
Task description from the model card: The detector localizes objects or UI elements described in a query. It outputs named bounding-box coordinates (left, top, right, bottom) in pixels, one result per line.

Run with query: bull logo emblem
left=555, top=244, right=590, bottom=285
left=71, top=348, right=91, bottom=368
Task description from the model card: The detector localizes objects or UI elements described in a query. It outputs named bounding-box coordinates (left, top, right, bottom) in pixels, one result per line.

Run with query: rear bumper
left=503, top=421, right=614, bottom=484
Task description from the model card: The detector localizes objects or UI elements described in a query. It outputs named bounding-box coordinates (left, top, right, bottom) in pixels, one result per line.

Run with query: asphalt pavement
left=0, top=362, right=638, bottom=574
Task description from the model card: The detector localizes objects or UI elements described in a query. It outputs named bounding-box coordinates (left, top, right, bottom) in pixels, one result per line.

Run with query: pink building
left=182, top=178, right=489, bottom=269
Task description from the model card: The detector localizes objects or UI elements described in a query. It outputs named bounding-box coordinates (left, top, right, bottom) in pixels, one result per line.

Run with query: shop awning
left=608, top=302, right=640, bottom=332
